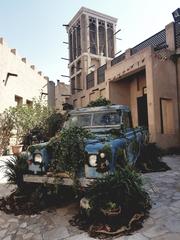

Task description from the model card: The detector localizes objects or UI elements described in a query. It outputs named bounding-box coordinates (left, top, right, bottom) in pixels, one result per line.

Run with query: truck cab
left=23, top=105, right=148, bottom=186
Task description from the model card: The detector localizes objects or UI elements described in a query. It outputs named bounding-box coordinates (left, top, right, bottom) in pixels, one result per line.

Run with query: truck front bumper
left=23, top=174, right=95, bottom=187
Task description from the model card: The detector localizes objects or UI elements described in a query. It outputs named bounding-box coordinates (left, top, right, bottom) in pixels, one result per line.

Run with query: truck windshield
left=65, top=111, right=121, bottom=128
left=92, top=112, right=120, bottom=126
left=65, top=114, right=91, bottom=128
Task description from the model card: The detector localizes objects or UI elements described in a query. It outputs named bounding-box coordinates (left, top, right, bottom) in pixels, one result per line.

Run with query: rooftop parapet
left=0, top=36, right=49, bottom=82
left=11, top=48, right=16, bottom=55
left=21, top=58, right=26, bottom=63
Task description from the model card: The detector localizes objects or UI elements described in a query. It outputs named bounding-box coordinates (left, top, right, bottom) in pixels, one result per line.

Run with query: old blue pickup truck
left=23, top=105, right=148, bottom=186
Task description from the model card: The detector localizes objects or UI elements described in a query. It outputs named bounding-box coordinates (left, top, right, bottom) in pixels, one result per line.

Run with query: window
left=76, top=22, right=81, bottom=57
left=160, top=98, right=174, bottom=134
left=86, top=72, right=94, bottom=89
left=73, top=29, right=77, bottom=60
left=76, top=60, right=81, bottom=71
left=97, top=64, right=106, bottom=84
left=89, top=17, right=97, bottom=54
left=71, top=77, right=75, bottom=94
left=98, top=20, right=106, bottom=56
left=76, top=73, right=81, bottom=91
left=66, top=114, right=91, bottom=128
left=15, top=95, right=23, bottom=106
left=93, top=112, right=120, bottom=126
left=69, top=31, right=73, bottom=62
left=26, top=100, right=33, bottom=107
left=71, top=65, right=75, bottom=75
left=107, top=22, right=114, bottom=58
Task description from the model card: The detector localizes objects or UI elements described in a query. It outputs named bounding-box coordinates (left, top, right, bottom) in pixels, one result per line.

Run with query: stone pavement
left=0, top=155, right=180, bottom=240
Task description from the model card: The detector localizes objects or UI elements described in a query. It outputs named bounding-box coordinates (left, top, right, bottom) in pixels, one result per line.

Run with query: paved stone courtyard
left=0, top=155, right=180, bottom=240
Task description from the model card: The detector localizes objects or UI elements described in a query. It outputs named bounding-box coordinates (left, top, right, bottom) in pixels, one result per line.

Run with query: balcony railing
left=111, top=53, right=125, bottom=66
left=111, top=29, right=167, bottom=67
left=175, top=22, right=180, bottom=48
left=131, top=29, right=166, bottom=55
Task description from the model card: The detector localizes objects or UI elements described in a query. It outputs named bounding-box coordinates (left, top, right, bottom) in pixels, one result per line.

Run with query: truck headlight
left=89, top=155, right=97, bottom=167
left=100, top=152, right=106, bottom=158
left=34, top=153, right=43, bottom=164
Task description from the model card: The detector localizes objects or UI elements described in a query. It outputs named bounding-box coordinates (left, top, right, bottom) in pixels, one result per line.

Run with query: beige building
left=68, top=7, right=180, bottom=149
left=55, top=80, right=70, bottom=112
left=0, top=37, right=48, bottom=113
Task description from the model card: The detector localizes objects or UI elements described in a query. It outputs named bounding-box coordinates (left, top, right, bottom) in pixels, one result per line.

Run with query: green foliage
left=0, top=98, right=55, bottom=149
left=22, top=127, right=49, bottom=149
left=100, top=144, right=112, bottom=162
left=9, top=98, right=51, bottom=144
left=28, top=143, right=48, bottom=154
left=104, top=201, right=117, bottom=211
left=22, top=112, right=64, bottom=148
left=84, top=166, right=151, bottom=223
left=47, top=112, right=65, bottom=137
left=96, top=144, right=112, bottom=173
left=135, top=143, right=171, bottom=172
left=0, top=110, right=14, bottom=155
left=116, top=148, right=127, bottom=167
left=0, top=154, right=28, bottom=188
left=48, top=126, right=92, bottom=178
left=87, top=97, right=111, bottom=107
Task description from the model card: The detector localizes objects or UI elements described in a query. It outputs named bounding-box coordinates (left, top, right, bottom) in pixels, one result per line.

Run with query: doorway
left=137, top=95, right=148, bottom=128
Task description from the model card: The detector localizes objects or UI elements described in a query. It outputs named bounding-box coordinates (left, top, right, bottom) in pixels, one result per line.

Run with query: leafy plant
left=116, top=148, right=127, bottom=167
left=0, top=110, right=14, bottom=155
left=0, top=154, right=28, bottom=188
left=87, top=97, right=111, bottom=107
left=135, top=143, right=171, bottom=172
left=75, top=165, right=151, bottom=236
left=100, top=144, right=112, bottom=161
left=86, top=166, right=150, bottom=216
left=22, top=127, right=49, bottom=149
left=9, top=98, right=51, bottom=144
left=48, top=126, right=92, bottom=179
left=0, top=98, right=53, bottom=148
left=22, top=112, right=65, bottom=149
left=47, top=112, right=64, bottom=137
left=96, top=144, right=112, bottom=173
left=104, top=201, right=118, bottom=211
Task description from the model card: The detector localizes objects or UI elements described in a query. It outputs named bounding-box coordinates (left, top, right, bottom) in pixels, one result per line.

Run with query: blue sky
left=0, top=0, right=179, bottom=84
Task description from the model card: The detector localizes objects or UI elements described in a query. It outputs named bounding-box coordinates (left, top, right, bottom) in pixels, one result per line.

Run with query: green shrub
left=0, top=154, right=28, bottom=188
left=74, top=166, right=151, bottom=236
left=0, top=110, right=14, bottom=155
left=47, top=112, right=64, bottom=137
left=135, top=143, right=171, bottom=172
left=87, top=97, right=111, bottom=107
left=0, top=98, right=51, bottom=146
left=85, top=166, right=151, bottom=220
left=48, top=126, right=92, bottom=178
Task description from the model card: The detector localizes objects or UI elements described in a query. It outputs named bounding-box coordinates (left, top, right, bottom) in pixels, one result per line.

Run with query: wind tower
left=66, top=7, right=117, bottom=94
